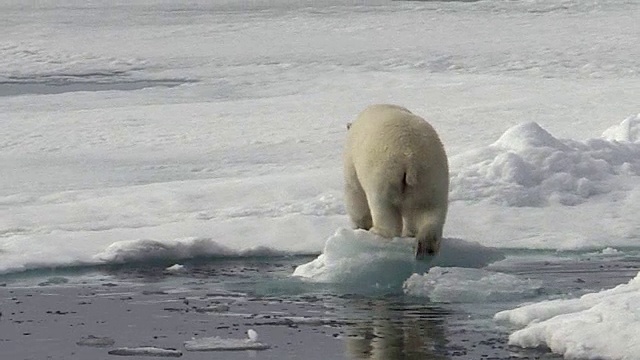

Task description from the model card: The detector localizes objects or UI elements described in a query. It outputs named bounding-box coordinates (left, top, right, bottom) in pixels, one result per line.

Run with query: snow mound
left=602, top=114, right=640, bottom=143
left=93, top=238, right=284, bottom=264
left=602, top=114, right=640, bottom=144
left=403, top=267, right=543, bottom=303
left=493, top=122, right=569, bottom=152
left=292, top=228, right=504, bottom=290
left=495, top=271, right=640, bottom=359
left=451, top=118, right=640, bottom=206
left=107, top=347, right=182, bottom=357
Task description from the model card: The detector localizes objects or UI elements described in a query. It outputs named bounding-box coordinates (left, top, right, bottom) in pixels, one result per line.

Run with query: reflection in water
left=344, top=300, right=449, bottom=360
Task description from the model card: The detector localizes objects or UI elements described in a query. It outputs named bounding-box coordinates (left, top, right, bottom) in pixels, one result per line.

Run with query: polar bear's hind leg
left=367, top=181, right=403, bottom=239
left=368, top=197, right=402, bottom=239
left=344, top=162, right=373, bottom=230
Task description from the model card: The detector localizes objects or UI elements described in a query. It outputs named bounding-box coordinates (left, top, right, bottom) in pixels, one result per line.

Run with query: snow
left=0, top=43, right=151, bottom=85
left=447, top=115, right=640, bottom=249
left=94, top=238, right=288, bottom=264
left=602, top=114, right=640, bottom=143
left=2, top=101, right=637, bottom=275
left=451, top=119, right=640, bottom=207
left=403, top=267, right=543, bottom=303
left=495, top=272, right=640, bottom=360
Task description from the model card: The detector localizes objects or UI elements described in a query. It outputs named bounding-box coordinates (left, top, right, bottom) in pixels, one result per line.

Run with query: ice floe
left=404, top=267, right=543, bottom=303
left=292, top=228, right=504, bottom=290
left=495, top=271, right=640, bottom=359
left=107, top=347, right=182, bottom=357
left=184, top=329, right=270, bottom=351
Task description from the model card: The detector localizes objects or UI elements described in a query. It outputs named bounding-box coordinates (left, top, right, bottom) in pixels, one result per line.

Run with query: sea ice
left=292, top=228, right=504, bottom=290
left=495, top=271, right=640, bottom=359
left=247, top=329, right=258, bottom=342
left=600, top=247, right=620, bottom=255
left=602, top=114, right=640, bottom=143
left=93, top=238, right=284, bottom=264
left=165, top=264, right=185, bottom=272
left=403, top=267, right=543, bottom=303
left=184, top=333, right=270, bottom=352
left=76, top=335, right=116, bottom=348
left=107, top=347, right=182, bottom=357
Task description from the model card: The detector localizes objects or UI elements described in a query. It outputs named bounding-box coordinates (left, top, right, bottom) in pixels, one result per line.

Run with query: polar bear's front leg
left=416, top=228, right=440, bottom=258
left=415, top=211, right=445, bottom=258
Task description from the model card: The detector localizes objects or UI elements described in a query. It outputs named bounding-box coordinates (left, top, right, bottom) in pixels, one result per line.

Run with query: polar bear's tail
left=403, top=163, right=419, bottom=189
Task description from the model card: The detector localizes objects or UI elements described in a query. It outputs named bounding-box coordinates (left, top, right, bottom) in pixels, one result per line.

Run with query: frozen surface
left=452, top=118, right=640, bottom=207
left=448, top=117, right=640, bottom=250
left=1, top=1, right=639, bottom=357
left=602, top=114, right=640, bottom=143
left=495, top=271, right=640, bottom=360
left=164, top=264, right=185, bottom=272
left=247, top=329, right=258, bottom=342
left=292, top=228, right=418, bottom=288
left=2, top=0, right=640, bottom=275
left=107, top=347, right=182, bottom=357
left=76, top=335, right=116, bottom=348
left=94, top=238, right=288, bottom=264
left=292, top=228, right=504, bottom=290
left=404, top=267, right=543, bottom=303
left=184, top=330, right=270, bottom=351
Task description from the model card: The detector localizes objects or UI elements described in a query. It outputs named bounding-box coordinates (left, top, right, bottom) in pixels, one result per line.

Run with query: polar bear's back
left=346, top=104, right=447, bottom=175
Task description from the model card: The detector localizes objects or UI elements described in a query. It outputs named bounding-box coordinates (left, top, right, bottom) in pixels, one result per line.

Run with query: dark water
left=2, top=252, right=637, bottom=359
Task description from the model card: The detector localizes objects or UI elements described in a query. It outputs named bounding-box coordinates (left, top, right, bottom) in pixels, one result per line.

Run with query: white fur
left=343, top=104, right=449, bottom=257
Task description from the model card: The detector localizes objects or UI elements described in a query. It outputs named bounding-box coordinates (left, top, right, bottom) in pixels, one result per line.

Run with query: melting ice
left=403, top=267, right=543, bottom=303
left=293, top=228, right=505, bottom=292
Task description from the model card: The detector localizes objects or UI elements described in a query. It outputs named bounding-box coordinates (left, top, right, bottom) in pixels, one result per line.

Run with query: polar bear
left=343, top=104, right=449, bottom=258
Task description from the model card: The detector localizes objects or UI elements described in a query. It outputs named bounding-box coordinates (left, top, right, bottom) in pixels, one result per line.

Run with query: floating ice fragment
left=247, top=329, right=258, bottom=342
left=184, top=335, right=270, bottom=351
left=600, top=247, right=620, bottom=255
left=194, top=304, right=230, bottom=313
left=107, top=347, right=182, bottom=357
left=38, top=276, right=70, bottom=286
left=292, top=228, right=416, bottom=287
left=403, top=267, right=543, bottom=303
left=165, top=264, right=185, bottom=272
left=293, top=228, right=504, bottom=291
left=76, top=335, right=115, bottom=347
